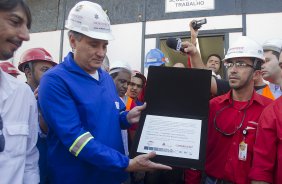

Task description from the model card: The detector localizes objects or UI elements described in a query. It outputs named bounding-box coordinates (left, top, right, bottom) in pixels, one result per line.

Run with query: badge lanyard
left=213, top=98, right=251, bottom=161
left=213, top=99, right=251, bottom=136
left=238, top=129, right=248, bottom=161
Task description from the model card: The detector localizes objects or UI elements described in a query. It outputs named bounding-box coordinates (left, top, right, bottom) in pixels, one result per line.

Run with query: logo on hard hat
left=45, top=55, right=52, bottom=61
left=146, top=58, right=158, bottom=63
left=228, top=47, right=244, bottom=54
left=75, top=5, right=83, bottom=12
left=65, top=1, right=114, bottom=41
left=92, top=21, right=110, bottom=31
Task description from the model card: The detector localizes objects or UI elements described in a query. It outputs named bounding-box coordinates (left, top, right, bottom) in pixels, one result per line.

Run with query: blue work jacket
left=39, top=52, right=130, bottom=184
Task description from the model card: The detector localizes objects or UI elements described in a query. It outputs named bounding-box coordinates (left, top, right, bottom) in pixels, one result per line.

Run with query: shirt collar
left=269, top=82, right=281, bottom=91
left=218, top=89, right=266, bottom=106
left=63, top=52, right=105, bottom=81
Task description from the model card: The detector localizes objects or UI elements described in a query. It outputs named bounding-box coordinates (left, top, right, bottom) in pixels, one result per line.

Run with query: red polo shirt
left=205, top=90, right=272, bottom=184
left=249, top=96, right=281, bottom=184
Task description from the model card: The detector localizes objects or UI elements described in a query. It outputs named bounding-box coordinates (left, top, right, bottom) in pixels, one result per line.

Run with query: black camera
left=192, top=18, right=207, bottom=30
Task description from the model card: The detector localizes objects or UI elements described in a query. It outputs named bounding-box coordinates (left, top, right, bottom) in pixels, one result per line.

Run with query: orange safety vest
left=261, top=85, right=275, bottom=100
left=125, top=96, right=136, bottom=110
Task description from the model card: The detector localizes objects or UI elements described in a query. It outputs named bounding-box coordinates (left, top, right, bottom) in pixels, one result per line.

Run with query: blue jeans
left=37, top=136, right=50, bottom=184
left=205, top=176, right=233, bottom=184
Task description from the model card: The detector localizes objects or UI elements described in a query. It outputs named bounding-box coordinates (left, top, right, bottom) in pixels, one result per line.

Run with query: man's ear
left=69, top=34, right=77, bottom=51
left=279, top=52, right=282, bottom=70
left=253, top=70, right=261, bottom=81
left=24, top=67, right=32, bottom=79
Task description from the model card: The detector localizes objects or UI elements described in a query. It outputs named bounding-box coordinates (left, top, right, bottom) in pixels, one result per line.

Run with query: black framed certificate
left=130, top=66, right=211, bottom=170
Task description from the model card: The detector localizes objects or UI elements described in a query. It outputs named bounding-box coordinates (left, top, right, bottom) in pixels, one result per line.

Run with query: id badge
left=238, top=141, right=247, bottom=161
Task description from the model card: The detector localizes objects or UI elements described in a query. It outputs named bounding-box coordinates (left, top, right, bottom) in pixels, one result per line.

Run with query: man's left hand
left=127, top=102, right=146, bottom=124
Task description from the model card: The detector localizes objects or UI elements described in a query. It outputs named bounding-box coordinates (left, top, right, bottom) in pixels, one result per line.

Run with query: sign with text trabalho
left=165, top=0, right=215, bottom=13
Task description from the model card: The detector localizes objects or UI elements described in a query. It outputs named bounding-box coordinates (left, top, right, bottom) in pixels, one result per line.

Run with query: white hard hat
left=263, top=39, right=282, bottom=53
left=65, top=1, right=114, bottom=41
left=223, top=36, right=264, bottom=61
left=109, top=60, right=132, bottom=75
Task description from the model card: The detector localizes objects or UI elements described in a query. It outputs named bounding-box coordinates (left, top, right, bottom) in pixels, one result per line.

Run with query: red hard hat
left=18, top=48, right=57, bottom=72
left=0, top=61, right=20, bottom=75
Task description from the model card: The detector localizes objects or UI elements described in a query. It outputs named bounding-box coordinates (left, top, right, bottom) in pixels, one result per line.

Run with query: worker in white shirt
left=0, top=0, right=40, bottom=183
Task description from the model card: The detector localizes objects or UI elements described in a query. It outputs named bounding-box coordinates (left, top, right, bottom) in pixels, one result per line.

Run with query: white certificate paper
left=137, top=115, right=202, bottom=160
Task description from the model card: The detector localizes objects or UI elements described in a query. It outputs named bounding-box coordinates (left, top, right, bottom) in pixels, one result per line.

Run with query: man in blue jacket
left=38, top=1, right=171, bottom=184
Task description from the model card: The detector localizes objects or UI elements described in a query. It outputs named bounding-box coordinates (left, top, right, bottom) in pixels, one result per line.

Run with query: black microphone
left=166, top=38, right=185, bottom=52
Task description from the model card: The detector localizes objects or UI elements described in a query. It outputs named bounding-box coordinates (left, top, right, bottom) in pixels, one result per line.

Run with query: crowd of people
left=0, top=0, right=282, bottom=184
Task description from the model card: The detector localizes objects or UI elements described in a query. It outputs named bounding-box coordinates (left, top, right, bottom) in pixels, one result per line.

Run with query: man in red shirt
left=204, top=36, right=273, bottom=184
left=249, top=50, right=282, bottom=184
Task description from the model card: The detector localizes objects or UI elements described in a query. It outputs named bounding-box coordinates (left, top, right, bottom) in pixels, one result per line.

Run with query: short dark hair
left=251, top=58, right=263, bottom=70
left=132, top=72, right=146, bottom=86
left=0, top=0, right=32, bottom=29
left=207, top=54, right=222, bottom=68
left=68, top=30, right=83, bottom=41
left=264, top=50, right=280, bottom=60
left=110, top=72, right=119, bottom=79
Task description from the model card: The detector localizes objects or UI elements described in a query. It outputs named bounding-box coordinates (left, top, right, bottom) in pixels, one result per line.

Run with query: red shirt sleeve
left=249, top=105, right=277, bottom=183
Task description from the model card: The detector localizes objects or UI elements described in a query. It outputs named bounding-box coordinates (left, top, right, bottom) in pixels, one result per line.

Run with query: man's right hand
left=180, top=41, right=199, bottom=56
left=126, top=152, right=172, bottom=172
left=189, top=20, right=199, bottom=46
left=34, top=86, right=39, bottom=99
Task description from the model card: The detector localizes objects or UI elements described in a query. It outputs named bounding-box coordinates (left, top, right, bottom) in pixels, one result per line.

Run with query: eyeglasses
left=0, top=115, right=5, bottom=152
left=224, top=62, right=253, bottom=69
left=128, top=82, right=143, bottom=89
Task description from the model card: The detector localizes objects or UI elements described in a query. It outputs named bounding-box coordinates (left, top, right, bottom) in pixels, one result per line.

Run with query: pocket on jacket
left=4, top=124, right=29, bottom=157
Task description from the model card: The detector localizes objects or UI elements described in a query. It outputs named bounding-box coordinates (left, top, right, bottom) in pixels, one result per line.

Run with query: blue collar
left=63, top=52, right=106, bottom=81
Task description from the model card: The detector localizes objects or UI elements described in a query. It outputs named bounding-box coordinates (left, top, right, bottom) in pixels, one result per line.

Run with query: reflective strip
left=69, top=132, right=94, bottom=157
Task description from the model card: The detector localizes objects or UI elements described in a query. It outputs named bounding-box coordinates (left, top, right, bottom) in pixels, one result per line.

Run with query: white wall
left=62, top=30, right=72, bottom=59
left=246, top=13, right=282, bottom=44
left=146, top=15, right=242, bottom=35
left=228, top=32, right=243, bottom=48
left=13, top=31, right=61, bottom=81
left=220, top=13, right=282, bottom=53
left=107, top=22, right=143, bottom=71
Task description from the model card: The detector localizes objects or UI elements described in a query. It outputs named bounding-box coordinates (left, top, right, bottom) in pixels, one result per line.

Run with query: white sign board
left=165, top=0, right=215, bottom=13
